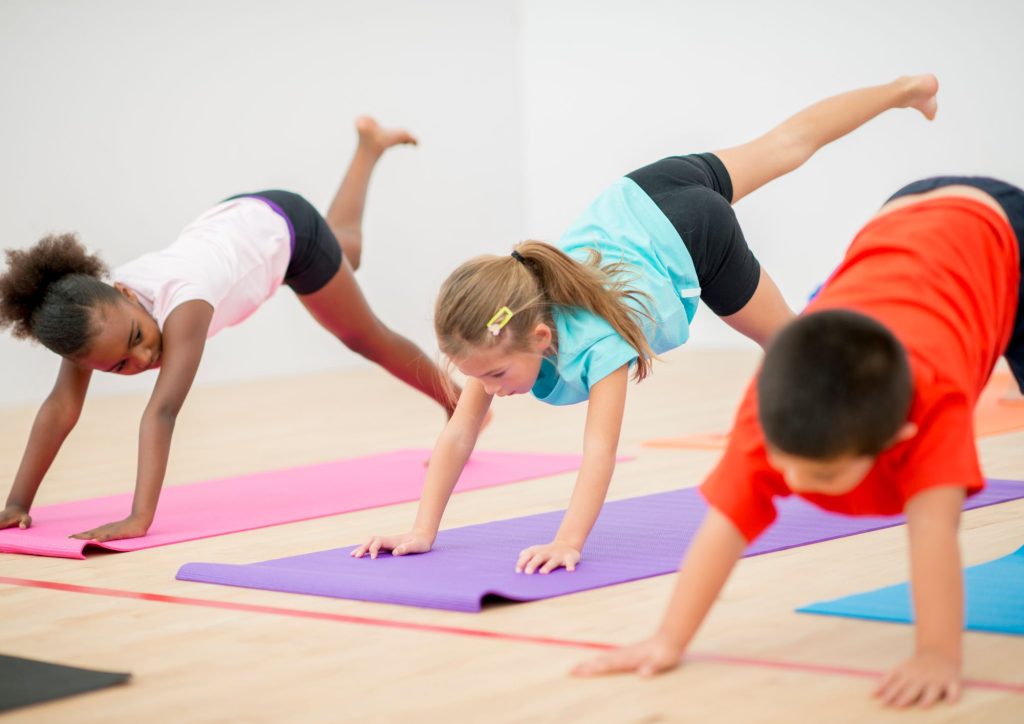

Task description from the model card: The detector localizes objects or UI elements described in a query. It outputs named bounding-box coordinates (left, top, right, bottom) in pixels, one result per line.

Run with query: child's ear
left=113, top=282, right=138, bottom=305
left=530, top=322, right=552, bottom=352
left=891, top=421, right=919, bottom=445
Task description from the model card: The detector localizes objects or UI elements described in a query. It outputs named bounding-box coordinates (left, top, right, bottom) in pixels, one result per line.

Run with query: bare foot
left=355, top=116, right=418, bottom=153
left=898, top=74, right=939, bottom=121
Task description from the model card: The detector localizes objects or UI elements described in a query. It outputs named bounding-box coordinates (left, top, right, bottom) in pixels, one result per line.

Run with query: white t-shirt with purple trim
left=112, top=198, right=291, bottom=337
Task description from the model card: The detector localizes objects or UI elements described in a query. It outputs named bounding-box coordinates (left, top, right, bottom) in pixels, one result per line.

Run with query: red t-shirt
left=702, top=198, right=1021, bottom=542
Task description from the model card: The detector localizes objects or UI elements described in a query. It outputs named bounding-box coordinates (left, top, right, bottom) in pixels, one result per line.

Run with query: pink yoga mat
left=0, top=450, right=591, bottom=559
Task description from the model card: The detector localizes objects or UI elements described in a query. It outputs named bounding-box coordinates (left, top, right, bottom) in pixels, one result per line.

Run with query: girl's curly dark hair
left=0, top=233, right=121, bottom=357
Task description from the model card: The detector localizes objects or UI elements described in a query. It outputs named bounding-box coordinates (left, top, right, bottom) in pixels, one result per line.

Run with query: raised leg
left=715, top=74, right=938, bottom=204
left=297, top=257, right=458, bottom=417
left=720, top=267, right=796, bottom=348
left=325, top=116, right=418, bottom=271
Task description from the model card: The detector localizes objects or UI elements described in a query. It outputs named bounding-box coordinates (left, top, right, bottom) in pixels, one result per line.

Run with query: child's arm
left=875, top=485, right=964, bottom=707
left=1, top=359, right=92, bottom=529
left=573, top=507, right=748, bottom=675
left=71, top=301, right=213, bottom=542
left=515, top=364, right=628, bottom=574
left=352, top=377, right=493, bottom=558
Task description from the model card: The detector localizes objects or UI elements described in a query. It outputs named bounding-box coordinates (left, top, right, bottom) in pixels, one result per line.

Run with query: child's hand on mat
left=70, top=515, right=151, bottom=542
left=571, top=634, right=683, bottom=677
left=0, top=505, right=32, bottom=530
left=515, top=540, right=581, bottom=574
left=874, top=651, right=962, bottom=707
left=352, top=529, right=434, bottom=559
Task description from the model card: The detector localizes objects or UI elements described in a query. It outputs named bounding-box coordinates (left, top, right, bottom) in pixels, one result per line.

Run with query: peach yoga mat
left=644, top=371, right=1024, bottom=450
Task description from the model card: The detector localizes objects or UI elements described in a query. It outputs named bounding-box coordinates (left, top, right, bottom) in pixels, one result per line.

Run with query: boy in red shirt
left=574, top=176, right=1024, bottom=708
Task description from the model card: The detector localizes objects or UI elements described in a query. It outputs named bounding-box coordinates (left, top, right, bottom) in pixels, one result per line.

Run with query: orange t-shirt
left=701, top=198, right=1021, bottom=542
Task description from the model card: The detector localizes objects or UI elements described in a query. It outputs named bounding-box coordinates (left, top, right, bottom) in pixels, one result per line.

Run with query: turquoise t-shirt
left=531, top=177, right=701, bottom=406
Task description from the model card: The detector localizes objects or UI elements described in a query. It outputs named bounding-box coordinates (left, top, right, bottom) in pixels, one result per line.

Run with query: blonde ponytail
left=435, top=240, right=656, bottom=381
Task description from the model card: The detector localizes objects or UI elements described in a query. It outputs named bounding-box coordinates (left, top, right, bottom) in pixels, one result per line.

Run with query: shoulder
left=888, top=370, right=982, bottom=499
left=700, top=383, right=785, bottom=542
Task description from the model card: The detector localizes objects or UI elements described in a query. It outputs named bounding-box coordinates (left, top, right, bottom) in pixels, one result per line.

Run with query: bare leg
left=1003, top=384, right=1024, bottom=403
left=715, top=74, right=939, bottom=204
left=325, top=116, right=417, bottom=271
left=298, top=258, right=458, bottom=417
left=720, top=267, right=795, bottom=348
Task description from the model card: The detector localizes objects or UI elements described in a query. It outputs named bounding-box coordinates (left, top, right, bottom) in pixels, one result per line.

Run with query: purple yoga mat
left=176, top=479, right=1024, bottom=612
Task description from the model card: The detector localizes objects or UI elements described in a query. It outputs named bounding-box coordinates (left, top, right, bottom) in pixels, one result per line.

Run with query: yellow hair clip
left=486, top=306, right=514, bottom=336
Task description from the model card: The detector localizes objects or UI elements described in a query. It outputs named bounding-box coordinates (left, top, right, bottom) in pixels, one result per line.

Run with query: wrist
left=411, top=525, right=437, bottom=543
left=652, top=626, right=689, bottom=654
left=128, top=510, right=155, bottom=528
left=916, top=644, right=962, bottom=666
left=553, top=536, right=584, bottom=551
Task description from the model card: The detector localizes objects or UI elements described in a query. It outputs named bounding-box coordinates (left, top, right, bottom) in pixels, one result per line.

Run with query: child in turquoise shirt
left=355, top=75, right=939, bottom=573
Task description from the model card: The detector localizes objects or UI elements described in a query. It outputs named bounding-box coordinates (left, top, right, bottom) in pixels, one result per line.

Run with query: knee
left=338, top=321, right=388, bottom=357
left=345, top=249, right=362, bottom=272
left=332, top=228, right=362, bottom=271
left=770, top=127, right=815, bottom=169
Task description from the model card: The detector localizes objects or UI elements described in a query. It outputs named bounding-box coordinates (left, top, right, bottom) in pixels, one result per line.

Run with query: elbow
left=44, top=398, right=82, bottom=434
left=439, top=422, right=480, bottom=455
left=146, top=402, right=181, bottom=429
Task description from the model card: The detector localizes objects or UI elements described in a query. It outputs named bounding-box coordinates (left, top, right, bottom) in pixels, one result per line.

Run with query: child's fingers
left=368, top=538, right=385, bottom=559
left=893, top=679, right=924, bottom=708
left=919, top=683, right=944, bottom=708
left=539, top=558, right=562, bottom=574
left=637, top=652, right=679, bottom=677
left=515, top=547, right=536, bottom=573
left=879, top=673, right=915, bottom=708
left=522, top=552, right=545, bottom=575
left=572, top=648, right=639, bottom=677
left=874, top=670, right=898, bottom=699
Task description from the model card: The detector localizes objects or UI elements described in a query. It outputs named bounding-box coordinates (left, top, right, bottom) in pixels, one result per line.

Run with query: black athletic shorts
left=227, top=190, right=343, bottom=295
left=626, top=153, right=760, bottom=317
left=888, top=176, right=1024, bottom=393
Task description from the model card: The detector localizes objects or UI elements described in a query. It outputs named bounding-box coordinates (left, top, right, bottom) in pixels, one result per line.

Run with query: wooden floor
left=1, top=349, right=1022, bottom=723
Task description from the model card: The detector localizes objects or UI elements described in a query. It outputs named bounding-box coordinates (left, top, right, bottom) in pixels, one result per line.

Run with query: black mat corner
left=0, top=654, right=130, bottom=713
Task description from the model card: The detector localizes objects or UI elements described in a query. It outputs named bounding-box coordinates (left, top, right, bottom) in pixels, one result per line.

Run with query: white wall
left=0, top=0, right=525, bottom=406
left=3, top=1, right=1024, bottom=408
left=522, top=0, right=1024, bottom=347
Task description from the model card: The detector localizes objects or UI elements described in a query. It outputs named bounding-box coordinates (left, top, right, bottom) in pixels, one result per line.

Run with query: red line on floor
left=2, top=575, right=1022, bottom=695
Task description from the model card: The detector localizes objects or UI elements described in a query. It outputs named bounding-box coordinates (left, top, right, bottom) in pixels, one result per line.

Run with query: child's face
left=453, top=324, right=552, bottom=397
left=76, top=286, right=162, bottom=375
left=765, top=422, right=918, bottom=496
left=765, top=447, right=876, bottom=496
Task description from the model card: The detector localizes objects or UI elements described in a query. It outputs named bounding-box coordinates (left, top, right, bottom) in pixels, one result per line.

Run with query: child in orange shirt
left=575, top=176, right=1024, bottom=708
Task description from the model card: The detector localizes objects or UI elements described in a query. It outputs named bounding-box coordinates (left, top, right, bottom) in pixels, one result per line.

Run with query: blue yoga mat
left=797, top=545, right=1024, bottom=635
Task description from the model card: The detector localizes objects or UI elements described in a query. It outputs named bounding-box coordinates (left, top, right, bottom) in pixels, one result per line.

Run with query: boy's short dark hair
left=757, top=309, right=913, bottom=458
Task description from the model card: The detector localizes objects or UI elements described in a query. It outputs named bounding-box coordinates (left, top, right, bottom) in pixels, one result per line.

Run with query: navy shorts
left=228, top=190, right=342, bottom=295
left=888, top=176, right=1024, bottom=393
left=626, top=153, right=761, bottom=317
